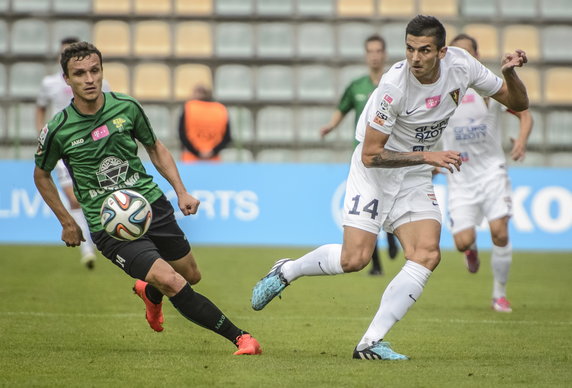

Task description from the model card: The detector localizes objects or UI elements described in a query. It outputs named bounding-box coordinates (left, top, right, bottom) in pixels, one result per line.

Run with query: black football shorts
left=91, top=195, right=191, bottom=280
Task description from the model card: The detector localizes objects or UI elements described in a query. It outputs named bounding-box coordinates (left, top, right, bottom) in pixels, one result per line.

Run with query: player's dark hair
left=60, top=37, right=80, bottom=46
left=60, top=41, right=103, bottom=76
left=365, top=34, right=386, bottom=52
left=406, top=15, right=446, bottom=49
left=449, top=33, right=478, bottom=53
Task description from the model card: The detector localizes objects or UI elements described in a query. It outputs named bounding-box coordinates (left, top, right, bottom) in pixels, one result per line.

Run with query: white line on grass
left=1, top=311, right=571, bottom=326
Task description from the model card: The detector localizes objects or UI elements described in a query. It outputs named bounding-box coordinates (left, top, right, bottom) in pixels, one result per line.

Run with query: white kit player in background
left=440, top=34, right=533, bottom=313
left=251, top=15, right=529, bottom=360
left=35, top=37, right=111, bottom=269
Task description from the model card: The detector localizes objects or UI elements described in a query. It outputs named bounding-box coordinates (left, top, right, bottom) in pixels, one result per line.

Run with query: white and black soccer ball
left=100, top=189, right=152, bottom=241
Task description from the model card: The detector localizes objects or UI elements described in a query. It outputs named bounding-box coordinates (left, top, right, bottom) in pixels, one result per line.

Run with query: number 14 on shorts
left=348, top=195, right=379, bottom=219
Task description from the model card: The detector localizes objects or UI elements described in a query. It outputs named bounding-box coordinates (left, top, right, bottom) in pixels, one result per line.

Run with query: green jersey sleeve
left=337, top=82, right=355, bottom=115
left=111, top=92, right=156, bottom=146
left=132, top=101, right=156, bottom=146
left=34, top=111, right=66, bottom=171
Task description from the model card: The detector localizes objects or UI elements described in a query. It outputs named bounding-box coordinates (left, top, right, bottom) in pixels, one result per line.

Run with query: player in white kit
left=36, top=37, right=110, bottom=269
left=441, top=34, right=533, bottom=313
left=251, top=15, right=529, bottom=360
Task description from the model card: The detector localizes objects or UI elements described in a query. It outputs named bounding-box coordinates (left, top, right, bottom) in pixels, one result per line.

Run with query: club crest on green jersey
left=97, top=156, right=129, bottom=188
left=113, top=117, right=126, bottom=131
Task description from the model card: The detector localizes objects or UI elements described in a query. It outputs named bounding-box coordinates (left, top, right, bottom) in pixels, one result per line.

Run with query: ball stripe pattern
left=100, top=189, right=153, bottom=241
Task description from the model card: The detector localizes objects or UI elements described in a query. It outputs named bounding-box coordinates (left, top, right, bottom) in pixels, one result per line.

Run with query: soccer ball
left=100, top=189, right=152, bottom=241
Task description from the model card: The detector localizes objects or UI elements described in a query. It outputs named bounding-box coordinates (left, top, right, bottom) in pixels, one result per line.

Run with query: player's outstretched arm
left=491, top=50, right=529, bottom=112
left=144, top=140, right=200, bottom=215
left=361, top=126, right=462, bottom=172
left=320, top=110, right=345, bottom=138
left=509, top=109, right=534, bottom=161
left=35, top=106, right=47, bottom=133
left=33, top=166, right=84, bottom=247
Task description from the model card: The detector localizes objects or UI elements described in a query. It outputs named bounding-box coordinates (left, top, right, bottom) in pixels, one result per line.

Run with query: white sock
left=491, top=243, right=512, bottom=299
left=70, top=208, right=96, bottom=258
left=356, top=260, right=432, bottom=350
left=281, top=244, right=343, bottom=283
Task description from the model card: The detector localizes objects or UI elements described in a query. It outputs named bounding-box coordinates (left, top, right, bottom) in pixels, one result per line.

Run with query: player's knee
left=147, top=267, right=187, bottom=297
left=492, top=233, right=509, bottom=247
left=177, top=261, right=202, bottom=284
left=186, top=269, right=201, bottom=285
left=453, top=234, right=475, bottom=252
left=340, top=251, right=370, bottom=272
left=428, top=248, right=441, bottom=267
left=407, top=247, right=440, bottom=270
left=455, top=241, right=472, bottom=252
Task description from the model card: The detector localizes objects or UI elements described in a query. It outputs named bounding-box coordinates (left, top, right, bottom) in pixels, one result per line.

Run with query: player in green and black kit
left=320, top=34, right=399, bottom=275
left=34, top=42, right=261, bottom=355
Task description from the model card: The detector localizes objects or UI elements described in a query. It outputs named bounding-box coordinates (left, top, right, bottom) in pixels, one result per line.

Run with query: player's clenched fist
left=179, top=193, right=200, bottom=215
left=501, top=50, right=527, bottom=72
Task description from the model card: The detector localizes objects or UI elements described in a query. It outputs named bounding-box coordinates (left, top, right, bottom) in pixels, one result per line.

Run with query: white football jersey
left=37, top=72, right=111, bottom=116
left=355, top=47, right=502, bottom=182
left=441, top=88, right=507, bottom=185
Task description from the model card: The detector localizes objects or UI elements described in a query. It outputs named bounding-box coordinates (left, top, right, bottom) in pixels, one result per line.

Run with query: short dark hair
left=60, top=37, right=80, bottom=46
left=365, top=34, right=386, bottom=52
left=449, top=33, right=478, bottom=53
left=60, top=41, right=103, bottom=76
left=405, top=15, right=446, bottom=49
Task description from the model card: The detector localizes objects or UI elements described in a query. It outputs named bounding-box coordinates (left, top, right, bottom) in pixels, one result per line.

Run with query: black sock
left=387, top=232, right=398, bottom=258
left=169, top=283, right=243, bottom=343
left=387, top=232, right=395, bottom=246
left=371, top=244, right=382, bottom=271
left=145, top=283, right=164, bottom=304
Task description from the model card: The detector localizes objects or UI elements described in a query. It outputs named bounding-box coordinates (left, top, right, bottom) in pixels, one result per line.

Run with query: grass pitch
left=0, top=245, right=570, bottom=387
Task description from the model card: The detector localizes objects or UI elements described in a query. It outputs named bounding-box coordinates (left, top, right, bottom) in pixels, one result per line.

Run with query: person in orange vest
left=178, top=84, right=231, bottom=163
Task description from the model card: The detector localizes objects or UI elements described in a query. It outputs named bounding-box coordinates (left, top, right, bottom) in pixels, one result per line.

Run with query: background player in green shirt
left=320, top=34, right=399, bottom=275
left=33, top=42, right=261, bottom=355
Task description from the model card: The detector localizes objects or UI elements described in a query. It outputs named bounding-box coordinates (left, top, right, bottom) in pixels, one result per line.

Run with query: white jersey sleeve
left=367, top=82, right=404, bottom=136
left=102, top=79, right=111, bottom=93
left=35, top=73, right=73, bottom=114
left=354, top=91, right=373, bottom=143
left=354, top=61, right=408, bottom=143
left=457, top=47, right=503, bottom=97
left=36, top=76, right=53, bottom=108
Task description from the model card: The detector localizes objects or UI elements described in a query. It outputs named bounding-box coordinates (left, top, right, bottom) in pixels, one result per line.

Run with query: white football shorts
left=448, top=171, right=512, bottom=235
left=342, top=144, right=442, bottom=234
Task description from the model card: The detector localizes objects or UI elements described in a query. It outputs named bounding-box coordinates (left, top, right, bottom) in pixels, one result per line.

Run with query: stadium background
left=0, top=0, right=571, bottom=249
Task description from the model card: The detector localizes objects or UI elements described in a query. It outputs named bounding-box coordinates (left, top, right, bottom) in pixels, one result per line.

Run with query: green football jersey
left=337, top=74, right=376, bottom=127
left=35, top=92, right=164, bottom=232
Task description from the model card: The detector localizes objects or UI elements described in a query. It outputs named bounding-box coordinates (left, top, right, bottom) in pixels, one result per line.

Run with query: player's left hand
left=501, top=50, right=527, bottom=72
left=510, top=137, right=527, bottom=161
left=424, top=150, right=462, bottom=173
left=179, top=192, right=200, bottom=216
left=62, top=221, right=85, bottom=247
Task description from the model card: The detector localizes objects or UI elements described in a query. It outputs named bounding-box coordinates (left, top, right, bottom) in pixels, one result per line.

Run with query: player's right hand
left=510, top=137, right=527, bottom=161
left=61, top=222, right=85, bottom=247
left=320, top=126, right=334, bottom=138
left=179, top=192, right=200, bottom=216
left=425, top=150, right=462, bottom=173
